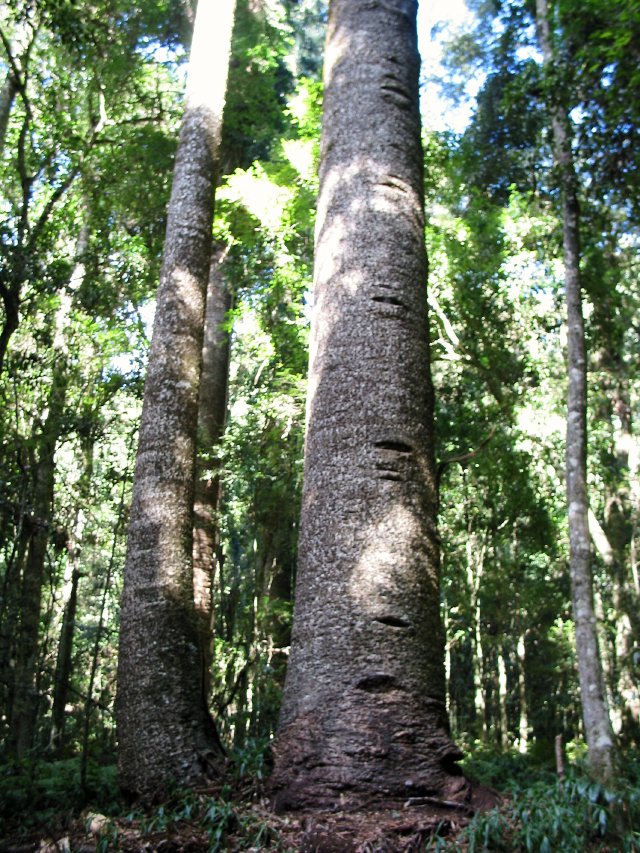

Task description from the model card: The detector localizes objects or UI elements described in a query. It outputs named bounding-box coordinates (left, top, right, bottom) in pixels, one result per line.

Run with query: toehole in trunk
left=373, top=615, right=411, bottom=629
left=356, top=673, right=398, bottom=693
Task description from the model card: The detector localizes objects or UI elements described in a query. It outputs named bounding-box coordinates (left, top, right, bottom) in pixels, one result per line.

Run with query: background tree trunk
left=270, top=0, right=468, bottom=810
left=8, top=216, right=89, bottom=756
left=49, top=434, right=93, bottom=754
left=193, top=242, right=232, bottom=693
left=536, top=0, right=616, bottom=784
left=517, top=633, right=528, bottom=753
left=0, top=72, right=18, bottom=153
left=115, top=0, right=235, bottom=800
left=10, top=369, right=67, bottom=756
left=49, top=564, right=80, bottom=753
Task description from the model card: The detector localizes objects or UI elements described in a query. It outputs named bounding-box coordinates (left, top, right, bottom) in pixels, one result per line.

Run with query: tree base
left=269, top=696, right=471, bottom=813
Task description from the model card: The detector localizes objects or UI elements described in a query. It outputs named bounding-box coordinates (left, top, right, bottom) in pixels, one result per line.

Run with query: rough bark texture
left=536, top=0, right=616, bottom=784
left=193, top=243, right=232, bottom=690
left=270, top=0, right=468, bottom=810
left=115, top=0, right=235, bottom=800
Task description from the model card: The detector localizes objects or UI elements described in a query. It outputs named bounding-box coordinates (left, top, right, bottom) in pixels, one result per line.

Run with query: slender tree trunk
left=263, top=553, right=293, bottom=736
left=589, top=326, right=639, bottom=738
left=467, top=534, right=486, bottom=740
left=8, top=214, right=91, bottom=755
left=193, top=242, right=232, bottom=692
left=443, top=594, right=451, bottom=715
left=0, top=520, right=29, bottom=742
left=0, top=466, right=31, bottom=741
left=603, top=374, right=639, bottom=737
left=81, top=464, right=129, bottom=791
left=115, top=0, right=236, bottom=800
left=49, top=435, right=93, bottom=754
left=10, top=371, right=67, bottom=756
left=0, top=283, right=21, bottom=375
left=0, top=72, right=18, bottom=154
left=517, top=633, right=528, bottom=753
left=0, top=22, right=35, bottom=373
left=270, top=0, right=468, bottom=810
left=49, top=564, right=81, bottom=753
left=498, top=651, right=509, bottom=749
left=0, top=16, right=34, bottom=156
left=536, top=0, right=616, bottom=784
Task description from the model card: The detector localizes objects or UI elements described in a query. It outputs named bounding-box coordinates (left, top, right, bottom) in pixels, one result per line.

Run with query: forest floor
left=1, top=749, right=638, bottom=851
left=0, top=783, right=499, bottom=852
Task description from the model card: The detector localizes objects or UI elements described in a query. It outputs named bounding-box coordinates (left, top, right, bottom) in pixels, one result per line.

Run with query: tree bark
left=269, top=0, right=468, bottom=810
left=115, top=0, right=236, bottom=800
left=536, top=0, right=616, bottom=784
left=192, top=243, right=232, bottom=693
left=10, top=369, right=67, bottom=756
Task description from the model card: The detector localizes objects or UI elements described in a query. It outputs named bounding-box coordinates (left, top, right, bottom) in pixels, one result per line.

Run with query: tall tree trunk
left=49, top=435, right=93, bottom=754
left=193, top=242, right=232, bottom=693
left=10, top=370, right=67, bottom=756
left=536, top=0, right=616, bottom=784
left=115, top=0, right=236, bottom=800
left=269, top=0, right=468, bottom=810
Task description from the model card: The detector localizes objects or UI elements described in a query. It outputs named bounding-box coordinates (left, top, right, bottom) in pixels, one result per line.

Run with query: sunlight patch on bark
left=348, top=502, right=419, bottom=611
left=185, top=0, right=235, bottom=119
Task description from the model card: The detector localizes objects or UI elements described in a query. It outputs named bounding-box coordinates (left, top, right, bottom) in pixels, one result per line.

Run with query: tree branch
left=437, top=424, right=498, bottom=482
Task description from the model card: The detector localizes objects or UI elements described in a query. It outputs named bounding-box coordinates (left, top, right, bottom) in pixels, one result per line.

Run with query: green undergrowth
left=3, top=743, right=640, bottom=851
left=0, top=757, right=121, bottom=836
left=429, top=748, right=640, bottom=852
left=0, top=739, right=280, bottom=850
left=90, top=740, right=281, bottom=851
left=97, top=788, right=283, bottom=853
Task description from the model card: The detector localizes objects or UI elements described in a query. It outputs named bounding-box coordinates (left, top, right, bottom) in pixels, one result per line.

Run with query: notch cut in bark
left=270, top=0, right=469, bottom=812
left=372, top=294, right=407, bottom=309
left=374, top=439, right=413, bottom=454
left=115, top=0, right=236, bottom=801
left=373, top=615, right=411, bottom=629
left=380, top=83, right=413, bottom=108
left=356, top=673, right=400, bottom=693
